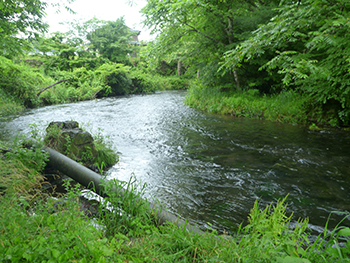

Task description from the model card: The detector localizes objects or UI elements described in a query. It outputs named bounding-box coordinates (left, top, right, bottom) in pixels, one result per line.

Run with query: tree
left=0, top=0, right=48, bottom=57
left=87, top=18, right=136, bottom=64
left=32, top=31, right=107, bottom=72
left=141, top=0, right=279, bottom=89
left=0, top=0, right=76, bottom=58
left=222, top=0, right=350, bottom=124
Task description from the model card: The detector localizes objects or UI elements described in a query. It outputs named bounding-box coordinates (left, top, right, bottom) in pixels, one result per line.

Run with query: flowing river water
left=1, top=90, right=350, bottom=234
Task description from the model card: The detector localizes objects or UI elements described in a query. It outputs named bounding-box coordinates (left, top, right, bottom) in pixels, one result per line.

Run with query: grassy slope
left=184, top=83, right=346, bottom=128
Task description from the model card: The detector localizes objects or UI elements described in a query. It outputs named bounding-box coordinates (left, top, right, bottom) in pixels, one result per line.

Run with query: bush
left=41, top=68, right=104, bottom=104
left=0, top=88, right=24, bottom=116
left=0, top=56, right=52, bottom=108
left=129, top=68, right=159, bottom=93
left=95, top=63, right=133, bottom=96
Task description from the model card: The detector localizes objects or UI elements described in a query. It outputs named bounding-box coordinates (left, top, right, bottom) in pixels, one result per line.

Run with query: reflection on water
left=1, top=90, right=350, bottom=233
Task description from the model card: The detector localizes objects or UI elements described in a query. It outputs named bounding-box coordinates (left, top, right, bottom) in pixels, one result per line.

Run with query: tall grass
left=0, top=89, right=24, bottom=117
left=98, top=177, right=156, bottom=238
left=185, top=83, right=311, bottom=125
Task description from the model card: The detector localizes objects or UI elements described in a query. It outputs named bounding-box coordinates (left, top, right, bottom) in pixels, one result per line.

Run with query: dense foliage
left=0, top=0, right=75, bottom=58
left=0, top=3, right=188, bottom=118
left=142, top=0, right=279, bottom=88
left=0, top=56, right=51, bottom=108
left=0, top=0, right=47, bottom=58
left=87, top=18, right=136, bottom=64
left=222, top=0, right=350, bottom=125
left=141, top=0, right=350, bottom=126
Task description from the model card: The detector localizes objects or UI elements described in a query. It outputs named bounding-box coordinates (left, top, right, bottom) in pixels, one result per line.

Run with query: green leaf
left=52, top=248, right=61, bottom=258
left=276, top=256, right=311, bottom=263
left=338, top=227, right=350, bottom=236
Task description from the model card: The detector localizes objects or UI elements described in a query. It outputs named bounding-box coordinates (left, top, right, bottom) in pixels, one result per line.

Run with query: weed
left=0, top=88, right=24, bottom=116
left=90, top=128, right=118, bottom=169
left=0, top=188, right=113, bottom=262
left=63, top=134, right=72, bottom=155
left=302, top=211, right=350, bottom=262
left=99, top=177, right=156, bottom=238
left=44, top=123, right=64, bottom=150
left=185, top=83, right=313, bottom=125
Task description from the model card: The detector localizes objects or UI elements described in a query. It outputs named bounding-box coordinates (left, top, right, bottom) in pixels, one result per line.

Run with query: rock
left=47, top=121, right=79, bottom=130
left=45, top=121, right=97, bottom=164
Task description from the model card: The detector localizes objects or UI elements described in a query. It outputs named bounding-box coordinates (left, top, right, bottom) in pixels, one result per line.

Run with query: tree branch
left=178, top=18, right=222, bottom=45
left=0, top=147, right=12, bottom=153
left=37, top=79, right=70, bottom=97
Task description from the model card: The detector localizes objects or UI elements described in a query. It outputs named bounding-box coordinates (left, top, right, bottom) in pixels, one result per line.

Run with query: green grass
left=185, top=83, right=318, bottom=126
left=0, top=89, right=24, bottom=117
left=2, top=178, right=350, bottom=262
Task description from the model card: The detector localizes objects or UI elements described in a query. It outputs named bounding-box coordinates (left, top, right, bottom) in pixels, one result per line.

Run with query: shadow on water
left=1, top=90, right=350, bottom=234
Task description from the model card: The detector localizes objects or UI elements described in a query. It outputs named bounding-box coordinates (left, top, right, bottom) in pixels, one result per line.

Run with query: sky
left=44, top=0, right=153, bottom=41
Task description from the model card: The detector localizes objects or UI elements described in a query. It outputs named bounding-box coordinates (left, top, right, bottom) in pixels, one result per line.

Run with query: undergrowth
left=0, top=56, right=189, bottom=115
left=185, top=82, right=339, bottom=127
left=0, top=89, right=24, bottom=117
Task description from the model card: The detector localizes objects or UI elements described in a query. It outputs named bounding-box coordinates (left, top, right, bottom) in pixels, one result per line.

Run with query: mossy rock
left=45, top=121, right=98, bottom=164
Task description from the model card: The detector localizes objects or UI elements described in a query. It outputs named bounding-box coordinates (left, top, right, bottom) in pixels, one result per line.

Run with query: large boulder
left=45, top=121, right=97, bottom=164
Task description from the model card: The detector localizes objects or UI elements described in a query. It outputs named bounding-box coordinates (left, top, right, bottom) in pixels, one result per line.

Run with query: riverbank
left=0, top=55, right=191, bottom=119
left=1, top=125, right=350, bottom=261
left=185, top=83, right=349, bottom=129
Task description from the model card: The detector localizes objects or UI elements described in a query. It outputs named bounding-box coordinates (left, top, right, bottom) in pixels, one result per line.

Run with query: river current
left=1, top=90, right=350, bottom=233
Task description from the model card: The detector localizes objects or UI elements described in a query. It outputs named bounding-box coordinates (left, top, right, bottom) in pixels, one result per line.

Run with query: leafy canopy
left=0, top=0, right=75, bottom=57
left=87, top=18, right=137, bottom=64
left=141, top=0, right=279, bottom=87
left=0, top=0, right=47, bottom=57
left=222, top=0, right=350, bottom=123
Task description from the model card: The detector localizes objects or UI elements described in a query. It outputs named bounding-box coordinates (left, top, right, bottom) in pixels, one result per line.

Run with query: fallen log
left=37, top=79, right=70, bottom=97
left=43, top=146, right=202, bottom=234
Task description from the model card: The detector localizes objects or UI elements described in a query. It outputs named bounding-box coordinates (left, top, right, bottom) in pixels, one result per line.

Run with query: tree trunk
left=233, top=69, right=240, bottom=91
left=226, top=16, right=240, bottom=91
left=177, top=60, right=182, bottom=76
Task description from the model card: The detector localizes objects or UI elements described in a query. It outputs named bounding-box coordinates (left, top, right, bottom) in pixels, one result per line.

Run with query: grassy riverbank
left=1, top=128, right=350, bottom=262
left=0, top=55, right=191, bottom=119
left=185, top=82, right=347, bottom=129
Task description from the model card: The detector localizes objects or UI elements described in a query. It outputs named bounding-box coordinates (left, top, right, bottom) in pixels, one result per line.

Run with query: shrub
left=95, top=63, right=132, bottom=96
left=0, top=88, right=24, bottom=116
left=0, top=56, right=52, bottom=108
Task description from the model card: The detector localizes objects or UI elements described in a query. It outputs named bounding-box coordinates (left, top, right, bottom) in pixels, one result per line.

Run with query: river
left=1, top=90, right=350, bottom=234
